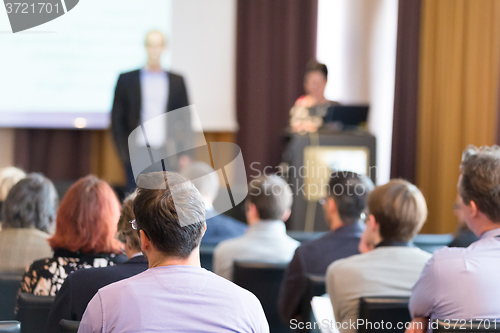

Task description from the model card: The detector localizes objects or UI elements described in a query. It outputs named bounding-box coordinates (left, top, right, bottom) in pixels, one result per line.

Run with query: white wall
left=317, top=0, right=399, bottom=184
left=171, top=0, right=238, bottom=132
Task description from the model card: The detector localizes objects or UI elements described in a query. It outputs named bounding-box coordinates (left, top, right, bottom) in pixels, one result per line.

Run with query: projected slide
left=0, top=0, right=172, bottom=128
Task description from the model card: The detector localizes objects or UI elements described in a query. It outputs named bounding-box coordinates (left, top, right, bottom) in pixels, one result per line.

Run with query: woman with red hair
left=20, top=175, right=126, bottom=296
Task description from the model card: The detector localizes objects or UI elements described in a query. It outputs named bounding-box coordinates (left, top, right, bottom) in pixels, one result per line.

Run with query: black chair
left=358, top=296, right=411, bottom=333
left=0, top=321, right=21, bottom=333
left=200, top=244, right=216, bottom=272
left=15, top=293, right=55, bottom=333
left=414, top=234, right=453, bottom=253
left=60, top=319, right=80, bottom=333
left=297, top=274, right=326, bottom=332
left=233, top=261, right=291, bottom=333
left=0, top=274, right=22, bottom=320
left=433, top=319, right=500, bottom=333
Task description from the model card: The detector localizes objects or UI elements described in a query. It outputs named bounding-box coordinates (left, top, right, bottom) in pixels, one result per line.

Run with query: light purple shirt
left=78, top=265, right=269, bottom=333
left=409, top=227, right=500, bottom=321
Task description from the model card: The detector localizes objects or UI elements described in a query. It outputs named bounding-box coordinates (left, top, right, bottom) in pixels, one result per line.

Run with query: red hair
left=48, top=175, right=122, bottom=254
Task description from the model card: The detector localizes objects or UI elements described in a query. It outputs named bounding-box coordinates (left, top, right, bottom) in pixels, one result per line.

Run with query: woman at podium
left=289, top=60, right=339, bottom=133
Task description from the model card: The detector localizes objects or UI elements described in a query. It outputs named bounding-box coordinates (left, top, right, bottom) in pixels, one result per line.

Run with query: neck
left=476, top=222, right=500, bottom=237
left=146, top=61, right=162, bottom=72
left=147, top=247, right=201, bottom=269
left=329, top=215, right=344, bottom=231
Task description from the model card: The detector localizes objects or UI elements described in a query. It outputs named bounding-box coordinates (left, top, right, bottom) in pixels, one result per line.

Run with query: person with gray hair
left=78, top=171, right=269, bottom=332
left=181, top=162, right=247, bottom=245
left=0, top=166, right=26, bottom=222
left=213, top=174, right=299, bottom=280
left=0, top=173, right=57, bottom=274
left=407, top=145, right=500, bottom=333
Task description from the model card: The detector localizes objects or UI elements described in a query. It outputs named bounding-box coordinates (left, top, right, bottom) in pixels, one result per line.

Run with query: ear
left=281, top=208, right=291, bottom=222
left=140, top=230, right=150, bottom=253
left=327, top=197, right=338, bottom=216
left=247, top=202, right=259, bottom=220
left=469, top=200, right=479, bottom=217
left=367, top=214, right=379, bottom=232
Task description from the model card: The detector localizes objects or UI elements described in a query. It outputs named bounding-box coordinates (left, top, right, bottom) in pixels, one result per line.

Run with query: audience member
left=0, top=166, right=26, bottom=223
left=78, top=171, right=268, bottom=332
left=407, top=145, right=500, bottom=332
left=181, top=162, right=247, bottom=245
left=45, top=192, right=147, bottom=333
left=19, top=175, right=126, bottom=296
left=326, top=179, right=431, bottom=333
left=213, top=175, right=299, bottom=280
left=448, top=194, right=479, bottom=247
left=0, top=173, right=57, bottom=274
left=278, top=171, right=373, bottom=324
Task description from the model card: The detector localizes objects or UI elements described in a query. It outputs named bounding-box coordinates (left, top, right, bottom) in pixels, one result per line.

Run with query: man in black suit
left=111, top=30, right=192, bottom=190
left=181, top=162, right=247, bottom=245
left=278, top=171, right=374, bottom=325
left=44, top=193, right=148, bottom=333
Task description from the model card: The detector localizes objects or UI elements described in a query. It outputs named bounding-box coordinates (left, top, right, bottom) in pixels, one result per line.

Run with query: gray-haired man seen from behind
left=78, top=171, right=268, bottom=333
left=407, top=145, right=500, bottom=333
left=213, top=175, right=299, bottom=281
left=181, top=162, right=247, bottom=245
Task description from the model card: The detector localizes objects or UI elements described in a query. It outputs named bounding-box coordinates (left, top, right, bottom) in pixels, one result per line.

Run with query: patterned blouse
left=20, top=249, right=127, bottom=296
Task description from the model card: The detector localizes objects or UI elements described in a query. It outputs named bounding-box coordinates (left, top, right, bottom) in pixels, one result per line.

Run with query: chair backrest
left=233, top=261, right=291, bottom=333
left=15, top=293, right=55, bottom=333
left=433, top=319, right=500, bottom=333
left=199, top=244, right=216, bottom=272
left=414, top=234, right=453, bottom=253
left=287, top=231, right=327, bottom=243
left=59, top=319, right=80, bottom=333
left=298, top=274, right=326, bottom=331
left=358, top=296, right=411, bottom=333
left=0, top=274, right=22, bottom=320
left=0, top=321, right=21, bottom=333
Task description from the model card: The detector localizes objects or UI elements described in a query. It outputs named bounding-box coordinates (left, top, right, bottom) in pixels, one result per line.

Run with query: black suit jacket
left=111, top=70, right=191, bottom=165
left=44, top=255, right=148, bottom=333
left=278, top=221, right=364, bottom=323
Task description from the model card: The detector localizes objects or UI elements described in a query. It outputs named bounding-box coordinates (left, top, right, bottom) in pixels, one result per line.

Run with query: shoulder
left=214, top=236, right=245, bottom=254
left=120, top=69, right=140, bottom=77
left=166, top=71, right=185, bottom=81
left=425, top=245, right=470, bottom=266
left=297, top=232, right=333, bottom=252
left=328, top=252, right=365, bottom=275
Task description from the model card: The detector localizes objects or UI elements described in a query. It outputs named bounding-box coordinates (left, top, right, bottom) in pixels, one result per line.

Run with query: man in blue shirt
left=407, top=145, right=500, bottom=332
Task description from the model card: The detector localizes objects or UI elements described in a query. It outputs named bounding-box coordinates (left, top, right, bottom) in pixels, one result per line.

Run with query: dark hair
left=368, top=179, right=427, bottom=242
left=134, top=171, right=206, bottom=258
left=116, top=191, right=141, bottom=251
left=326, top=171, right=374, bottom=223
left=2, top=173, right=58, bottom=233
left=306, top=59, right=328, bottom=79
left=247, top=175, right=293, bottom=220
left=459, top=145, right=500, bottom=222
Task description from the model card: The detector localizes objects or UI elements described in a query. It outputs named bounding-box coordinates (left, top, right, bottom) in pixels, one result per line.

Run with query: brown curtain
left=390, top=0, right=422, bottom=183
left=417, top=0, right=500, bottom=234
left=14, top=129, right=92, bottom=181
left=236, top=0, right=318, bottom=177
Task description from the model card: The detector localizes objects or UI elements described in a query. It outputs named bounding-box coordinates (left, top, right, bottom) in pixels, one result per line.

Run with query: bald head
left=144, top=30, right=166, bottom=69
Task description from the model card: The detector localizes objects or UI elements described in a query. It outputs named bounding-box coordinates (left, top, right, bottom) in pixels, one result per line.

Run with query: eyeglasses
left=129, top=219, right=138, bottom=230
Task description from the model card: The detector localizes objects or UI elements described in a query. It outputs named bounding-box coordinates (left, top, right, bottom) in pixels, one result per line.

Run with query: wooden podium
left=284, top=130, right=376, bottom=232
